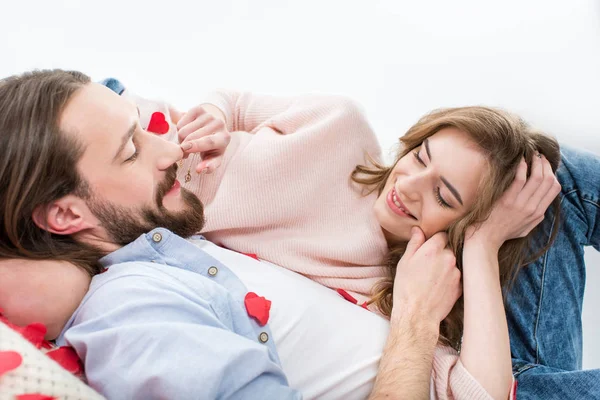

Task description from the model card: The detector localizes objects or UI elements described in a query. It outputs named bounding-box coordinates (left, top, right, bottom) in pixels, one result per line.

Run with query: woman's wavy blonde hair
left=352, top=106, right=561, bottom=350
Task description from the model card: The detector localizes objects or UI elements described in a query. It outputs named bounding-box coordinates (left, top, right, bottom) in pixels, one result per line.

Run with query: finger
left=443, top=250, right=457, bottom=268
left=504, top=158, right=528, bottom=200
left=527, top=156, right=556, bottom=208
left=194, top=155, right=224, bottom=174
left=181, top=119, right=226, bottom=145
left=533, top=175, right=561, bottom=219
left=516, top=153, right=545, bottom=205
left=200, top=160, right=223, bottom=174
left=423, top=231, right=449, bottom=251
left=195, top=159, right=211, bottom=174
left=176, top=105, right=207, bottom=130
left=177, top=113, right=214, bottom=142
left=453, top=273, right=463, bottom=302
left=181, top=132, right=230, bottom=156
left=404, top=227, right=426, bottom=258
left=180, top=123, right=223, bottom=151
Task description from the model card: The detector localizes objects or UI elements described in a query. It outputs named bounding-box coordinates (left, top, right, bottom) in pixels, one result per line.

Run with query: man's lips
left=166, top=179, right=181, bottom=196
left=386, top=188, right=417, bottom=219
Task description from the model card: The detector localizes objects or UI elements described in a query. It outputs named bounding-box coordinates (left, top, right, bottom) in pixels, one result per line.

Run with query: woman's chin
left=381, top=226, right=411, bottom=245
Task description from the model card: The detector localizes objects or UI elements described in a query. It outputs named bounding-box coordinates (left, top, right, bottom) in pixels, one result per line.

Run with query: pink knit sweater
left=185, top=92, right=390, bottom=304
left=176, top=91, right=511, bottom=400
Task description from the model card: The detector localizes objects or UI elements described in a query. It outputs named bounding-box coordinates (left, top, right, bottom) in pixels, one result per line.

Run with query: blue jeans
left=506, top=145, right=600, bottom=399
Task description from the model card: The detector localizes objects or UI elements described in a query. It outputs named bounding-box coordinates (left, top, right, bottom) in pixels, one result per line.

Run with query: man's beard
left=86, top=165, right=206, bottom=246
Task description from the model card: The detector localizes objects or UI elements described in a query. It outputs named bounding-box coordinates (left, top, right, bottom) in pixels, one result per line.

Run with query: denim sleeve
left=99, top=78, right=126, bottom=95
left=64, top=271, right=301, bottom=400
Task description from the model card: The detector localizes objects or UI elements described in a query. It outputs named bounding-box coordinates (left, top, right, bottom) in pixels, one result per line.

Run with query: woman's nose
left=397, top=170, right=428, bottom=201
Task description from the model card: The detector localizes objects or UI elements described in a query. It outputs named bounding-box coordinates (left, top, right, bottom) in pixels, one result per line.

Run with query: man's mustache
left=156, top=163, right=178, bottom=208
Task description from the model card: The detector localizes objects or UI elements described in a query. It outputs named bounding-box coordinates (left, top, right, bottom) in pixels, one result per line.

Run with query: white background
left=1, top=0, right=599, bottom=368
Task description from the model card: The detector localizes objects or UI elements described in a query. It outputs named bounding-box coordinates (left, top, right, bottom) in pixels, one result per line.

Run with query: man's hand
left=370, top=228, right=461, bottom=399
left=467, top=154, right=561, bottom=251
left=176, top=104, right=231, bottom=174
left=392, top=227, right=462, bottom=325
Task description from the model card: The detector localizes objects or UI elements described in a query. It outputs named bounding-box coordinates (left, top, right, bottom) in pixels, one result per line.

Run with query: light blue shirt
left=57, top=228, right=301, bottom=400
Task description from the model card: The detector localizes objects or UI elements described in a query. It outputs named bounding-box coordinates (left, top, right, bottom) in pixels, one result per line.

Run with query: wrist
left=390, top=308, right=440, bottom=344
left=462, top=237, right=502, bottom=279
left=464, top=231, right=502, bottom=254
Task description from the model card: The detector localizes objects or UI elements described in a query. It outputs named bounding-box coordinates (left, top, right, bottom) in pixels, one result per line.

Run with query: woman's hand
left=467, top=154, right=561, bottom=251
left=176, top=104, right=231, bottom=174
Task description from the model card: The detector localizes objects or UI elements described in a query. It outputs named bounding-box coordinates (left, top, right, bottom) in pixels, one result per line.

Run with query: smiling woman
left=352, top=105, right=561, bottom=349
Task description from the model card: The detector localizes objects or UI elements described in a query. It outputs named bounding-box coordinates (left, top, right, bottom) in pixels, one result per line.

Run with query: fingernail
left=181, top=142, right=192, bottom=151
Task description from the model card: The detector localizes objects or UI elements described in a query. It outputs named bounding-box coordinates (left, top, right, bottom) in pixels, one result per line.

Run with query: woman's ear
left=32, top=195, right=94, bottom=236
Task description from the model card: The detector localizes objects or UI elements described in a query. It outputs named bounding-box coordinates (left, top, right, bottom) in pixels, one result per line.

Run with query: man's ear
left=32, top=195, right=95, bottom=235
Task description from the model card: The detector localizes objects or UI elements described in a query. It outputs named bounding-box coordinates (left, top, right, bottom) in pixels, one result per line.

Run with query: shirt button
left=207, top=266, right=218, bottom=276
left=152, top=233, right=163, bottom=243
left=259, top=332, right=269, bottom=343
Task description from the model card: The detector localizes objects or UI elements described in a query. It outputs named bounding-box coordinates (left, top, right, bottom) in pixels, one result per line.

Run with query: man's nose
left=156, top=140, right=184, bottom=171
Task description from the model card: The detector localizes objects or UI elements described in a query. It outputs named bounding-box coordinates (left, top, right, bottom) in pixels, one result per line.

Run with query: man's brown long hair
left=352, top=106, right=561, bottom=350
left=0, top=69, right=104, bottom=275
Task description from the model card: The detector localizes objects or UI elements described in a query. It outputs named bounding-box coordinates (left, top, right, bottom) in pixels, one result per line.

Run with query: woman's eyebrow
left=425, top=138, right=464, bottom=206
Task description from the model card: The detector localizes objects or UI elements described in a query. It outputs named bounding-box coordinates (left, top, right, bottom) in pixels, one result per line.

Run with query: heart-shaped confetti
left=40, top=340, right=54, bottom=350
left=241, top=252, right=259, bottom=261
left=19, top=322, right=47, bottom=349
left=147, top=112, right=170, bottom=134
left=16, top=395, right=57, bottom=400
left=0, top=351, right=23, bottom=377
left=46, top=346, right=83, bottom=375
left=0, top=316, right=48, bottom=349
left=244, top=292, right=271, bottom=326
left=336, top=289, right=358, bottom=304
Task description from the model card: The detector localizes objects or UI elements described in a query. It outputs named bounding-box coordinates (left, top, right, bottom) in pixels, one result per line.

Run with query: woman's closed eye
left=435, top=187, right=451, bottom=208
left=413, top=150, right=426, bottom=166
left=413, top=150, right=452, bottom=209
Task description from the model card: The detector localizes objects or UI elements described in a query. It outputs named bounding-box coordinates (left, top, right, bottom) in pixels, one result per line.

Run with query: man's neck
left=74, top=230, right=123, bottom=255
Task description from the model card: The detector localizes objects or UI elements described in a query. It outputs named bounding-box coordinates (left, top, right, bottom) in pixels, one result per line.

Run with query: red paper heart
left=241, top=252, right=259, bottom=261
left=147, top=112, right=170, bottom=134
left=0, top=314, right=47, bottom=348
left=244, top=292, right=271, bottom=326
left=46, top=346, right=83, bottom=375
left=336, top=289, right=358, bottom=304
left=0, top=351, right=22, bottom=377
left=40, top=340, right=54, bottom=350
left=20, top=323, right=47, bottom=349
left=16, top=395, right=56, bottom=400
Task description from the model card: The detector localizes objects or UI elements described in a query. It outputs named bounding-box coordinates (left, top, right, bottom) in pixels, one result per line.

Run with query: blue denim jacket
left=57, top=228, right=301, bottom=400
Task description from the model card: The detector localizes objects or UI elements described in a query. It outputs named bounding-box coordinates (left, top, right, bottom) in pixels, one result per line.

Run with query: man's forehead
left=59, top=82, right=135, bottom=142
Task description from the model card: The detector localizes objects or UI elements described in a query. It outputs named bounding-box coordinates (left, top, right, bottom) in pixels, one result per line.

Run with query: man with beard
left=0, top=70, right=463, bottom=399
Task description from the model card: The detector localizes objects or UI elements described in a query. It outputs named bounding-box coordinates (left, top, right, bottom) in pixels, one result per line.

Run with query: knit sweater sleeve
left=432, top=346, right=516, bottom=400
left=202, top=91, right=370, bottom=136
